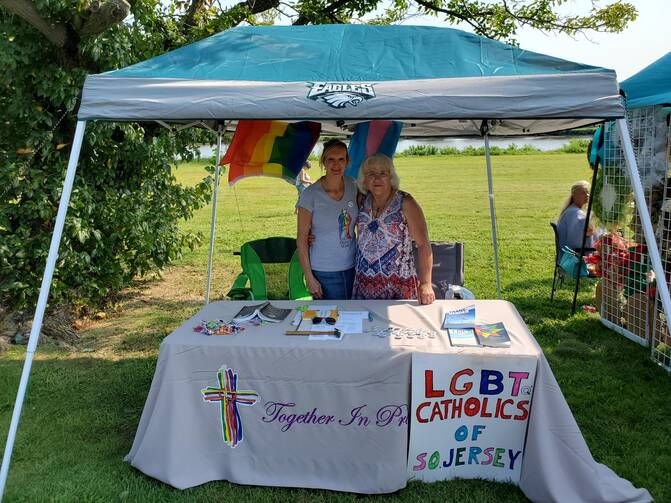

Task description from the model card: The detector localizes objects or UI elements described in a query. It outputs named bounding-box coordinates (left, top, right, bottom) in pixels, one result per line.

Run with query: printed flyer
left=408, top=353, right=537, bottom=484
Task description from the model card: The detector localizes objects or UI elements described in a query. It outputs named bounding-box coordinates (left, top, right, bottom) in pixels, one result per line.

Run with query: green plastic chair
left=227, top=237, right=312, bottom=301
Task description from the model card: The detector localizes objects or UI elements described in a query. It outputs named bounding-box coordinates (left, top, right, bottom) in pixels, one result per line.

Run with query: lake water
left=197, top=136, right=582, bottom=159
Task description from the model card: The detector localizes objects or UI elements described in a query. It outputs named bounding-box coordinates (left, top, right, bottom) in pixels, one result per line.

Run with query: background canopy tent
left=3, top=24, right=667, bottom=503
left=594, top=51, right=671, bottom=369
left=620, top=51, right=671, bottom=108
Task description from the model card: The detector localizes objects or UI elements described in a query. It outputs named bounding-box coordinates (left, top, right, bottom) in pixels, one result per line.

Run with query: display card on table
left=442, top=305, right=476, bottom=329
left=408, top=352, right=537, bottom=485
left=447, top=328, right=479, bottom=347
left=475, top=322, right=511, bottom=347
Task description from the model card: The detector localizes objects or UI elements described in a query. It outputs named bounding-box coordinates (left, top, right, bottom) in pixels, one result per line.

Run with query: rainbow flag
left=345, top=121, right=403, bottom=179
left=222, top=120, right=321, bottom=186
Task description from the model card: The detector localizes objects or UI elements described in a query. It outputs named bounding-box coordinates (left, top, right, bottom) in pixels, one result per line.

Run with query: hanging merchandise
left=628, top=107, right=670, bottom=190
left=592, top=164, right=631, bottom=228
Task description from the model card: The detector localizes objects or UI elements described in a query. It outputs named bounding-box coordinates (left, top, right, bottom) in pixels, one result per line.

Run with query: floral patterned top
left=352, top=190, right=418, bottom=300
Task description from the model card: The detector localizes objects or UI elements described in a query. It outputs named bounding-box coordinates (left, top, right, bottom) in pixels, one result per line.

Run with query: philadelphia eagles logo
left=307, top=82, right=376, bottom=109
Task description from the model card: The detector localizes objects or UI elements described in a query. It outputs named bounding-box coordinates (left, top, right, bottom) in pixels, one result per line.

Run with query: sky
left=398, top=0, right=670, bottom=81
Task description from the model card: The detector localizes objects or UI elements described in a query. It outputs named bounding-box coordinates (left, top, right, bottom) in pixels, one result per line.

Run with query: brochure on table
left=443, top=306, right=511, bottom=348
left=293, top=305, right=368, bottom=339
left=408, top=352, right=537, bottom=485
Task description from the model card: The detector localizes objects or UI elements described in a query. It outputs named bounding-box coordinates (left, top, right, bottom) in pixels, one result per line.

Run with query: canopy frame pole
left=616, top=118, right=671, bottom=340
left=571, top=158, right=599, bottom=314
left=482, top=129, right=502, bottom=299
left=205, top=123, right=225, bottom=304
left=0, top=120, right=87, bottom=499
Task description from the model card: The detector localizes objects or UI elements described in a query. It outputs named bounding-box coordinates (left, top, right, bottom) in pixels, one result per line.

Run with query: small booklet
left=447, top=328, right=480, bottom=347
left=474, top=322, right=511, bottom=347
left=442, top=305, right=476, bottom=329
left=232, top=302, right=292, bottom=323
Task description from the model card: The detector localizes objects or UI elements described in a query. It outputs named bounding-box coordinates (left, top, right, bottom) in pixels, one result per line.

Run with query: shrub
left=557, top=138, right=591, bottom=153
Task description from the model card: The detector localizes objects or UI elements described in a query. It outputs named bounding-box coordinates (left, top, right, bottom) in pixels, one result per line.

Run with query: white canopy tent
left=2, top=24, right=669, bottom=498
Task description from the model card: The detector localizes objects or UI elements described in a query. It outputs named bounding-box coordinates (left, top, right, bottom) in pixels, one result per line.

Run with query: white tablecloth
left=126, top=300, right=650, bottom=502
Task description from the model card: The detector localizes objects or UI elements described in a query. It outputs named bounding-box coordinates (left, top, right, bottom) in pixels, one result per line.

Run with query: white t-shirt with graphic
left=297, top=176, right=358, bottom=272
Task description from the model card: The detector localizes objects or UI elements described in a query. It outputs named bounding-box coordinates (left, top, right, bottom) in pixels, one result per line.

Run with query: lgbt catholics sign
left=408, top=353, right=536, bottom=484
left=222, top=120, right=321, bottom=186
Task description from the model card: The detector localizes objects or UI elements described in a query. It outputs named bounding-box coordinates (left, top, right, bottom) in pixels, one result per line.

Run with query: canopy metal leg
left=0, top=121, right=87, bottom=499
left=205, top=124, right=224, bottom=304
left=484, top=134, right=502, bottom=299
left=571, top=160, right=599, bottom=314
left=616, top=119, right=671, bottom=341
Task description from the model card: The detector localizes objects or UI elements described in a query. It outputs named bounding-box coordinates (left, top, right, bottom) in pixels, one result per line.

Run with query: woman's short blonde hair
left=357, top=154, right=400, bottom=194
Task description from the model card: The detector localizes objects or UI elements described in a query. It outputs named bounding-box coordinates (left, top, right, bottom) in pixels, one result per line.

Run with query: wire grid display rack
left=598, top=106, right=671, bottom=370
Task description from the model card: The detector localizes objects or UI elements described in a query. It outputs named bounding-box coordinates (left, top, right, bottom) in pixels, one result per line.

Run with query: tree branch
left=0, top=0, right=129, bottom=47
left=412, top=0, right=490, bottom=35
left=79, top=0, right=130, bottom=39
left=0, top=0, right=67, bottom=46
left=293, top=0, right=351, bottom=25
left=184, top=0, right=208, bottom=28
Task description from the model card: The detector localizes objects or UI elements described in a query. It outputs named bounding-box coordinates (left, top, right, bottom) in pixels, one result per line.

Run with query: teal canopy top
left=79, top=25, right=624, bottom=136
left=620, top=51, right=671, bottom=109
left=107, top=24, right=613, bottom=82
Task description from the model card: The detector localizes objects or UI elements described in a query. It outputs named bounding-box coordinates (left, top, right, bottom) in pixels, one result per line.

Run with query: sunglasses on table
left=312, top=317, right=337, bottom=325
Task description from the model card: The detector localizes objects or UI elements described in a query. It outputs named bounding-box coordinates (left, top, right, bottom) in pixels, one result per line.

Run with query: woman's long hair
left=558, top=180, right=590, bottom=218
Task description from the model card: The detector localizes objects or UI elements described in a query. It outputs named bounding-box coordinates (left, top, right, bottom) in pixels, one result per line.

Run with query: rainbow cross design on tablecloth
left=201, top=367, right=259, bottom=448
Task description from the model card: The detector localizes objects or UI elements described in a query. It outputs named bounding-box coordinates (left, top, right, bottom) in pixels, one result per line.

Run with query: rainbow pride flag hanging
left=222, top=120, right=321, bottom=186
left=345, top=120, right=403, bottom=179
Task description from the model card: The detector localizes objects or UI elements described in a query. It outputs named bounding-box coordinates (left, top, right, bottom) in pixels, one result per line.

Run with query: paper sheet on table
left=335, top=312, right=365, bottom=334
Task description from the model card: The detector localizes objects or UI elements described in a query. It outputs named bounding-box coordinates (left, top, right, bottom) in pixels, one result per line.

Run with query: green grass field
left=1, top=153, right=670, bottom=502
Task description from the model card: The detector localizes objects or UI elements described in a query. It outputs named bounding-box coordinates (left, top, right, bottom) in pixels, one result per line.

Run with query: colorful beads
left=194, top=320, right=245, bottom=336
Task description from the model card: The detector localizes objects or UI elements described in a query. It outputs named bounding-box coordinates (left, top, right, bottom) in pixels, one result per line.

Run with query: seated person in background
left=557, top=180, right=597, bottom=253
left=352, top=154, right=435, bottom=305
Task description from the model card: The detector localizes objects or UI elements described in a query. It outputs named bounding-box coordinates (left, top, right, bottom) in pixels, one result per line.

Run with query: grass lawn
left=1, top=153, right=670, bottom=502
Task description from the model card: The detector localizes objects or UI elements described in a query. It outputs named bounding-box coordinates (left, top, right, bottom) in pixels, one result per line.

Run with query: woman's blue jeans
left=312, top=268, right=355, bottom=300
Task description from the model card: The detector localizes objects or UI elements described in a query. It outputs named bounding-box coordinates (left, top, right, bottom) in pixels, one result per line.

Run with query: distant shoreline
left=197, top=135, right=590, bottom=160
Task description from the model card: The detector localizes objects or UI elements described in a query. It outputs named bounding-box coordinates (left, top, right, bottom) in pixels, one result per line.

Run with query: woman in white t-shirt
left=295, top=161, right=312, bottom=194
left=296, top=140, right=358, bottom=300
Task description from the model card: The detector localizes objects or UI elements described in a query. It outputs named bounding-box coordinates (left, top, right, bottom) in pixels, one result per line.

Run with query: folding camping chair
left=227, top=237, right=311, bottom=301
left=550, top=223, right=597, bottom=303
left=415, top=242, right=466, bottom=299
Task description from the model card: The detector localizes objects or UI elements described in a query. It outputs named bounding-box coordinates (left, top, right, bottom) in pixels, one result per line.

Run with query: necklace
left=372, top=192, right=394, bottom=219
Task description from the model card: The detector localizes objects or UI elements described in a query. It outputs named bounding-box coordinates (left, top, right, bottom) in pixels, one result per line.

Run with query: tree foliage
left=0, top=0, right=637, bottom=311
left=0, top=2, right=213, bottom=311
